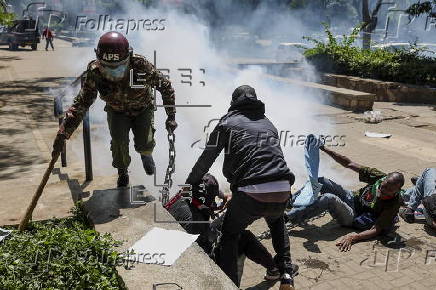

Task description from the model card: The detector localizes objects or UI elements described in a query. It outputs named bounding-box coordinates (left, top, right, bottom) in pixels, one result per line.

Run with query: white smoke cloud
left=55, top=0, right=354, bottom=197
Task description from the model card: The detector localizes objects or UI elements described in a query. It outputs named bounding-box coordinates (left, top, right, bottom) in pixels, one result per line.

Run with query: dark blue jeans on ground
left=218, top=191, right=292, bottom=286
left=287, top=177, right=356, bottom=226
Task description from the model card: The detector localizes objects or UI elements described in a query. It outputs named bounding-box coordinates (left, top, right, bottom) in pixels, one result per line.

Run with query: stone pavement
left=241, top=102, right=436, bottom=290
left=1, top=41, right=436, bottom=290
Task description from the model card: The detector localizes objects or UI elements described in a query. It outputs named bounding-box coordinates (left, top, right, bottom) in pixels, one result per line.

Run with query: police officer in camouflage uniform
left=52, top=31, right=177, bottom=187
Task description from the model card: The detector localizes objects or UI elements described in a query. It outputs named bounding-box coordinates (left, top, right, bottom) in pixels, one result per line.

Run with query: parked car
left=372, top=42, right=436, bottom=58
left=0, top=19, right=41, bottom=50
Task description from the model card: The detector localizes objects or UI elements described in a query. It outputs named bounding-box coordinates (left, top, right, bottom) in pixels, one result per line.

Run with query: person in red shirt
left=42, top=27, right=54, bottom=51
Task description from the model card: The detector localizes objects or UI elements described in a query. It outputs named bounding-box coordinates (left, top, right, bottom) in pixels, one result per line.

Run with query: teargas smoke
left=54, top=0, right=358, bottom=197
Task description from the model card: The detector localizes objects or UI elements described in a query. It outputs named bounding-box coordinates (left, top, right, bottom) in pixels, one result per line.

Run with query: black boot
left=141, top=154, right=155, bottom=175
left=117, top=168, right=129, bottom=187
left=399, top=207, right=415, bottom=223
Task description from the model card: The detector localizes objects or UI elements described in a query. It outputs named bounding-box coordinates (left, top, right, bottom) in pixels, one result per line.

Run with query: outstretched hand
left=336, top=233, right=357, bottom=252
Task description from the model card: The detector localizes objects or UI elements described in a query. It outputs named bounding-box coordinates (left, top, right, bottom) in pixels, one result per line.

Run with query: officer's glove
left=166, top=114, right=177, bottom=133
left=52, top=133, right=66, bottom=158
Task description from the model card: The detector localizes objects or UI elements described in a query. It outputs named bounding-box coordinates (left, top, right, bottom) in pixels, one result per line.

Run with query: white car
left=372, top=42, right=436, bottom=57
left=372, top=42, right=411, bottom=52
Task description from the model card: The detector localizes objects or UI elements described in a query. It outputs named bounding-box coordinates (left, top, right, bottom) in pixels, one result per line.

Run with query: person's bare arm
left=320, top=146, right=363, bottom=173
left=336, top=225, right=381, bottom=252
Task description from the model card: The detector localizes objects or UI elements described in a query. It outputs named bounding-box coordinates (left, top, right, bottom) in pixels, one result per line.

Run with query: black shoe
left=265, top=264, right=299, bottom=281
left=399, top=207, right=415, bottom=223
left=141, top=154, right=155, bottom=175
left=411, top=176, right=418, bottom=185
left=117, top=169, right=129, bottom=187
left=264, top=267, right=281, bottom=281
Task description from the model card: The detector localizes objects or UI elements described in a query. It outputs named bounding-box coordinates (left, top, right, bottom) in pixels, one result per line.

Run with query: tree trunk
left=362, top=0, right=372, bottom=49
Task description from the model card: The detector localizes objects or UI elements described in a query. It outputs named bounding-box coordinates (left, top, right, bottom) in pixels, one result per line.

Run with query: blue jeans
left=403, top=168, right=436, bottom=210
left=292, top=134, right=323, bottom=207
left=287, top=177, right=355, bottom=226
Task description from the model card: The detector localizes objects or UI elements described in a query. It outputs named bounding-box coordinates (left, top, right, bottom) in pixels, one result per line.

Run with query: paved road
left=1, top=39, right=435, bottom=290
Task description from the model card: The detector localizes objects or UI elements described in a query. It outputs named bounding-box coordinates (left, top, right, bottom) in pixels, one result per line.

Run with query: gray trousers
left=45, top=38, right=54, bottom=50
left=287, top=177, right=355, bottom=226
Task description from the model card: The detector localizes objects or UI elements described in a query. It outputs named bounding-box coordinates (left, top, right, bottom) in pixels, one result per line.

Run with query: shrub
left=0, top=204, right=125, bottom=289
left=303, top=23, right=436, bottom=87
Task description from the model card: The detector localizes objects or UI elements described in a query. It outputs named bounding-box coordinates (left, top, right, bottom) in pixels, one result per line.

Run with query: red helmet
left=95, top=32, right=131, bottom=81
left=95, top=31, right=130, bottom=65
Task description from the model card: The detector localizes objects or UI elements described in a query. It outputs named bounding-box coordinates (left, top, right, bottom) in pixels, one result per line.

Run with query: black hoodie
left=186, top=85, right=294, bottom=191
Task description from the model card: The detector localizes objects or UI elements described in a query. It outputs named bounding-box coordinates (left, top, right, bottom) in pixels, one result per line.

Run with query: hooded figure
left=186, top=85, right=294, bottom=192
left=185, top=85, right=295, bottom=289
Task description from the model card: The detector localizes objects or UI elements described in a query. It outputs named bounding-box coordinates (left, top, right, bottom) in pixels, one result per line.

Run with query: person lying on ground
left=286, top=142, right=404, bottom=252
left=399, top=168, right=436, bottom=230
left=165, top=173, right=299, bottom=286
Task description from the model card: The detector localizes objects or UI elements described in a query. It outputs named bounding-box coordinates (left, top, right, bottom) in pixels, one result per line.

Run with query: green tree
left=405, top=0, right=436, bottom=17
left=0, top=0, right=14, bottom=26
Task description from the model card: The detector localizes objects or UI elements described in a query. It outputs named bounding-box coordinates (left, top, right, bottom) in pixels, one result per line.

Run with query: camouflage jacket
left=59, top=54, right=175, bottom=138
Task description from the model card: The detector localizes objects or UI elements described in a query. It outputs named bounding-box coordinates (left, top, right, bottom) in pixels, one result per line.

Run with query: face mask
left=98, top=55, right=130, bottom=81
left=101, top=63, right=128, bottom=81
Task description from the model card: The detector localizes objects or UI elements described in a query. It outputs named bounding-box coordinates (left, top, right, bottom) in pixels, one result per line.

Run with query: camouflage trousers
left=106, top=107, right=155, bottom=170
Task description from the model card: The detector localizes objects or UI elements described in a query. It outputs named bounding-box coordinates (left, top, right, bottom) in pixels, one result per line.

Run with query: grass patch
left=0, top=203, right=126, bottom=289
left=304, top=23, right=436, bottom=87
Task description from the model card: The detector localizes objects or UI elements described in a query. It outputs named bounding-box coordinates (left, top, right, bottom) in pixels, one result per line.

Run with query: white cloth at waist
left=238, top=180, right=291, bottom=193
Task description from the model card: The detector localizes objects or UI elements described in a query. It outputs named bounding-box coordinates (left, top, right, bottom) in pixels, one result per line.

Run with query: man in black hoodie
left=185, top=85, right=295, bottom=289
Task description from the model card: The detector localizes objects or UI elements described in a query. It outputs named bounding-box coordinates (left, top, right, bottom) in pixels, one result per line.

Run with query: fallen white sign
left=365, top=131, right=392, bottom=138
left=127, top=227, right=199, bottom=266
